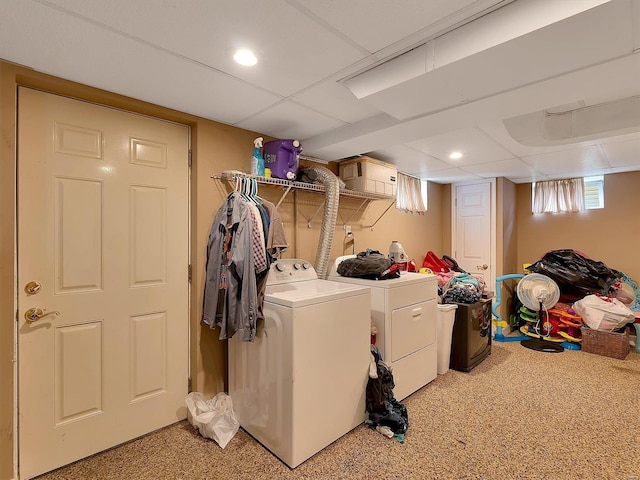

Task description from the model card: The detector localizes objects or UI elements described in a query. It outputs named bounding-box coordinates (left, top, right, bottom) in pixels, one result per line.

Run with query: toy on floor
left=519, top=302, right=583, bottom=346
left=492, top=274, right=529, bottom=342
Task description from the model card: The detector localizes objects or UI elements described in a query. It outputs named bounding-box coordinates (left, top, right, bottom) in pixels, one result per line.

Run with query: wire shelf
left=213, top=170, right=395, bottom=201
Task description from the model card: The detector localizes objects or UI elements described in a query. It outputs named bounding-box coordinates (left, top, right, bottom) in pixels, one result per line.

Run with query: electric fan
left=516, top=273, right=564, bottom=353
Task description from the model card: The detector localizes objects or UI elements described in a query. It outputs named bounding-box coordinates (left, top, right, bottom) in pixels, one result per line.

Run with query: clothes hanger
left=242, top=176, right=257, bottom=204
left=250, top=178, right=262, bottom=205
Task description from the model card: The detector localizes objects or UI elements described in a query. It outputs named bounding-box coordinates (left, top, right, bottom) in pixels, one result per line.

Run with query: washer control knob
left=293, top=262, right=302, bottom=270
left=302, top=263, right=311, bottom=270
left=275, top=262, right=286, bottom=272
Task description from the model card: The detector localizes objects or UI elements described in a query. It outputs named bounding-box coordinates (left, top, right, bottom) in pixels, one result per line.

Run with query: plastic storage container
left=263, top=139, right=302, bottom=180
left=436, top=304, right=458, bottom=374
left=339, top=156, right=397, bottom=196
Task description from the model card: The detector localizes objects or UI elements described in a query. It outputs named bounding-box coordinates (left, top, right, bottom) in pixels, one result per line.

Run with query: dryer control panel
left=267, top=259, right=317, bottom=285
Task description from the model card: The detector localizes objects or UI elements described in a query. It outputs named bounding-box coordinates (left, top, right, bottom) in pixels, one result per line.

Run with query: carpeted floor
left=36, top=341, right=640, bottom=480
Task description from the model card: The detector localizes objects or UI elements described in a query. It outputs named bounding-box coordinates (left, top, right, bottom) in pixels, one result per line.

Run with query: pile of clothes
left=441, top=273, right=485, bottom=304
left=365, top=345, right=408, bottom=443
left=422, top=251, right=486, bottom=304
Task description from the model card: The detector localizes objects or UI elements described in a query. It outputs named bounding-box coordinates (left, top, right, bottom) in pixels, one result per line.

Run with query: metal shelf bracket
left=363, top=199, right=396, bottom=231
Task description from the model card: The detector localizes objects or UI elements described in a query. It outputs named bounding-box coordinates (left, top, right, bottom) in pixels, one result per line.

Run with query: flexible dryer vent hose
left=306, top=166, right=340, bottom=279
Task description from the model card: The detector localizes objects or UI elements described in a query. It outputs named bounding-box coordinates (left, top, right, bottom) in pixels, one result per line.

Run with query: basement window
left=531, top=175, right=604, bottom=213
left=396, top=173, right=428, bottom=213
left=583, top=175, right=604, bottom=209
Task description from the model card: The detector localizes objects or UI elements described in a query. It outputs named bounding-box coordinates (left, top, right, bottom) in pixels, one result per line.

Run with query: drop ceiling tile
left=41, top=0, right=367, bottom=97
left=236, top=101, right=346, bottom=141
left=293, top=0, right=488, bottom=53
left=607, top=165, right=640, bottom=174
left=464, top=158, right=541, bottom=179
left=366, top=144, right=450, bottom=176
left=421, top=167, right=483, bottom=184
left=292, top=79, right=381, bottom=124
left=521, top=145, right=609, bottom=176
left=598, top=131, right=640, bottom=144
left=509, top=174, right=550, bottom=184
left=601, top=139, right=640, bottom=167
left=407, top=127, right=516, bottom=165
left=0, top=0, right=280, bottom=123
left=549, top=165, right=640, bottom=179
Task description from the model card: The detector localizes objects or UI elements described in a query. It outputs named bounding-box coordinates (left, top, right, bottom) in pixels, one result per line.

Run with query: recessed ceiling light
left=449, top=151, right=463, bottom=160
left=233, top=49, right=257, bottom=66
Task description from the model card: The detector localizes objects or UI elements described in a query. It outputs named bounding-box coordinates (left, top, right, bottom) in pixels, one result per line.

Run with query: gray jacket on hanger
left=203, top=192, right=257, bottom=341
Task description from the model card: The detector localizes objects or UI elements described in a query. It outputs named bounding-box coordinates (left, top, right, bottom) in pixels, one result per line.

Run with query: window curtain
left=396, top=172, right=428, bottom=213
left=533, top=177, right=585, bottom=213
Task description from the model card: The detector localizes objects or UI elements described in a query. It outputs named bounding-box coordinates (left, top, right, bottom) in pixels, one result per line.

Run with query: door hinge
left=188, top=377, right=192, bottom=393
left=188, top=264, right=192, bottom=282
left=188, top=150, right=192, bottom=167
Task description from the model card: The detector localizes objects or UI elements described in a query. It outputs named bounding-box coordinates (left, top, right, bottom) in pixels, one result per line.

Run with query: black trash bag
left=337, top=249, right=401, bottom=280
left=365, top=346, right=408, bottom=436
left=526, top=249, right=620, bottom=301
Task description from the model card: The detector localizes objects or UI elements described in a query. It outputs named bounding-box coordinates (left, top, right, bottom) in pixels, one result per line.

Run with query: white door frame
left=451, top=178, right=496, bottom=296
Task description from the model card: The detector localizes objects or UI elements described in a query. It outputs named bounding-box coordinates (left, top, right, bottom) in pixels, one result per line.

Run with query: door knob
left=24, top=308, right=60, bottom=322
left=477, top=264, right=489, bottom=270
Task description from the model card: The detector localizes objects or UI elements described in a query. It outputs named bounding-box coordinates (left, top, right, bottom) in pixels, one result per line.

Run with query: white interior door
left=452, top=180, right=495, bottom=291
left=17, top=88, right=189, bottom=479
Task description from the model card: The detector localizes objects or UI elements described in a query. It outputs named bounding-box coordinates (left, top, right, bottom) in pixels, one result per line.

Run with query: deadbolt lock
left=25, top=281, right=42, bottom=295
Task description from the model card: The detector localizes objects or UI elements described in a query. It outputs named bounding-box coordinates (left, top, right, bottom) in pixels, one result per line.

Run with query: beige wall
left=495, top=178, right=518, bottom=322
left=0, top=61, right=17, bottom=480
left=516, top=171, right=640, bottom=280
left=0, top=61, right=445, bottom=479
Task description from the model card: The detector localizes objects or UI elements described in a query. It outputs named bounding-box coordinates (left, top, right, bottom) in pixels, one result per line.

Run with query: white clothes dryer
left=328, top=255, right=438, bottom=401
left=228, top=259, right=371, bottom=468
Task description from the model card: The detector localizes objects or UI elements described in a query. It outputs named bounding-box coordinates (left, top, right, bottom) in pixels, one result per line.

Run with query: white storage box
left=339, top=156, right=397, bottom=196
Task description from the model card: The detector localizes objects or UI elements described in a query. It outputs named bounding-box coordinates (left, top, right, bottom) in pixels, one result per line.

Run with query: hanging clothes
left=262, top=198, right=288, bottom=258
left=255, top=198, right=288, bottom=323
left=203, top=191, right=258, bottom=341
left=203, top=178, right=288, bottom=341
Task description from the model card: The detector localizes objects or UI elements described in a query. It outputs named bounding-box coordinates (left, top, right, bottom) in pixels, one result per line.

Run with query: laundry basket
left=581, top=327, right=630, bottom=359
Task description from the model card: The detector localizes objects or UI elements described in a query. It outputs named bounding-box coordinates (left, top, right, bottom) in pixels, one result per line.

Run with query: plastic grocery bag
left=573, top=294, right=634, bottom=331
left=185, top=392, right=239, bottom=449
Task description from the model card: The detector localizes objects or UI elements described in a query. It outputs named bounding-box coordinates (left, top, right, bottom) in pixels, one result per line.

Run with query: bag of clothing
left=337, top=249, right=401, bottom=280
left=527, top=249, right=620, bottom=301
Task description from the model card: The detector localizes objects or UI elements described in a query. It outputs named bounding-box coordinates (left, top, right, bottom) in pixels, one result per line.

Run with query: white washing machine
left=228, top=259, right=371, bottom=468
left=328, top=255, right=438, bottom=401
